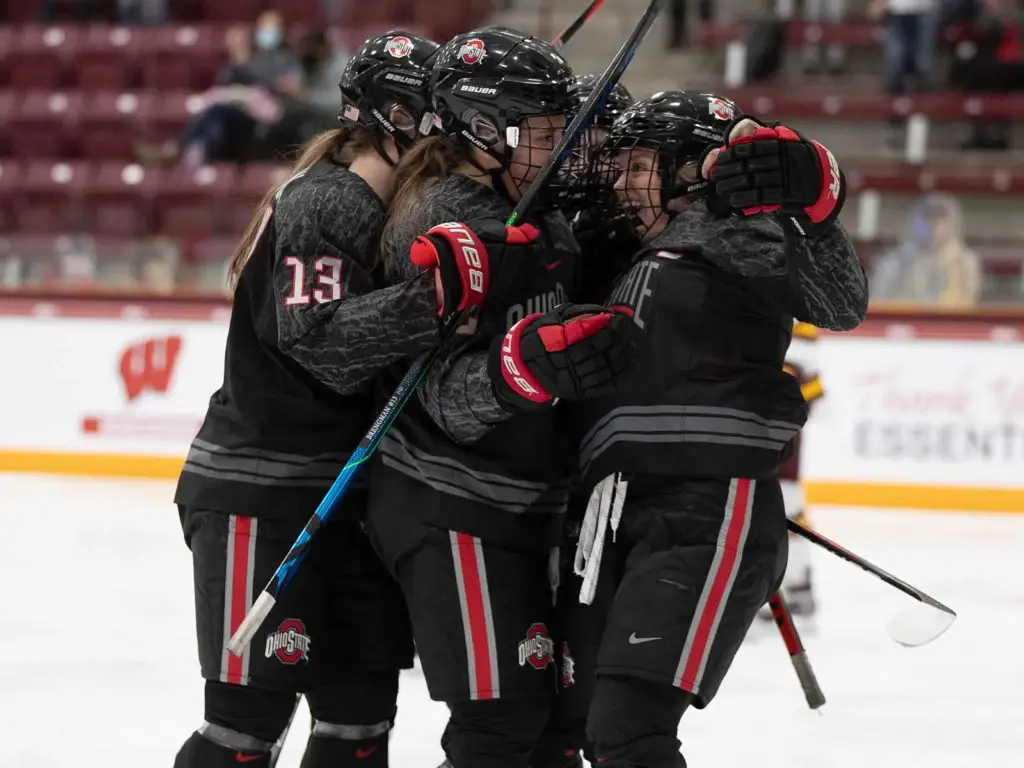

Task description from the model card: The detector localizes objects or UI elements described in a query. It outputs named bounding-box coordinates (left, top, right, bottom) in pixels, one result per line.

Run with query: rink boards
left=1, top=297, right=1022, bottom=513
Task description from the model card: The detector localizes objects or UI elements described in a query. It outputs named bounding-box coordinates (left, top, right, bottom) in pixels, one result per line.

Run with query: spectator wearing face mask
left=870, top=194, right=982, bottom=307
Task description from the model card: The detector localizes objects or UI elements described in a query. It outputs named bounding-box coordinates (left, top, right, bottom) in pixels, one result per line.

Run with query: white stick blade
left=887, top=600, right=957, bottom=647
left=227, top=592, right=276, bottom=656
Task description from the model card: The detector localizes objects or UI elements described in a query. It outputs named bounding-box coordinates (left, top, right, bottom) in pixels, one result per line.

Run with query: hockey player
left=560, top=91, right=868, bottom=767
left=364, top=27, right=636, bottom=768
left=172, top=32, right=456, bottom=768
left=778, top=320, right=825, bottom=615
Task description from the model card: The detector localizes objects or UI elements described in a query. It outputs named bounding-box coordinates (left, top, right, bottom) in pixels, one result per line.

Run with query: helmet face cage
left=591, top=91, right=735, bottom=240
left=338, top=32, right=440, bottom=160
left=431, top=27, right=579, bottom=203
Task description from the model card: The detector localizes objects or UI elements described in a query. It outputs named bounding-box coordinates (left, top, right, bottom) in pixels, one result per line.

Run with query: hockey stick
left=768, top=592, right=826, bottom=709
left=226, top=0, right=667, bottom=657
left=787, top=518, right=957, bottom=647
left=552, top=0, right=607, bottom=48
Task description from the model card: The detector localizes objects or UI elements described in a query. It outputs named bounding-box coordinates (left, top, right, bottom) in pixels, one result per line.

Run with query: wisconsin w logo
left=119, top=336, right=182, bottom=401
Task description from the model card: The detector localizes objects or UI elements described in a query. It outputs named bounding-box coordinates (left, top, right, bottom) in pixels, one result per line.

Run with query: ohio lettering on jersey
left=607, top=255, right=665, bottom=330
left=506, top=281, right=568, bottom=329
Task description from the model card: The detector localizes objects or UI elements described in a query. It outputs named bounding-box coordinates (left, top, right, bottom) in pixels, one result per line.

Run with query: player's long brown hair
left=227, top=125, right=373, bottom=287
left=379, top=134, right=474, bottom=270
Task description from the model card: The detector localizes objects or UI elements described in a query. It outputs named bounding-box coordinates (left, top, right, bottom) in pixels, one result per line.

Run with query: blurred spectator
left=952, top=0, right=1024, bottom=149
left=133, top=238, right=179, bottom=293
left=802, top=0, right=848, bottom=73
left=870, top=0, right=940, bottom=93
left=118, top=0, right=169, bottom=24
left=299, top=30, right=351, bottom=113
left=41, top=0, right=101, bottom=22
left=56, top=235, right=99, bottom=288
left=169, top=13, right=307, bottom=166
left=667, top=0, right=715, bottom=49
left=870, top=194, right=982, bottom=306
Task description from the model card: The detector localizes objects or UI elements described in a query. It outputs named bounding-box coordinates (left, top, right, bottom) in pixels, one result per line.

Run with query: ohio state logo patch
left=386, top=36, right=414, bottom=58
left=265, top=619, right=311, bottom=665
left=459, top=38, right=486, bottom=65
left=517, top=622, right=554, bottom=670
left=560, top=642, right=576, bottom=688
left=708, top=97, right=734, bottom=121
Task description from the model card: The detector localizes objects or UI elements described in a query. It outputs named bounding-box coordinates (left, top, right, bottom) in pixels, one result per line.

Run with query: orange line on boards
left=805, top=481, right=1024, bottom=513
left=0, top=451, right=184, bottom=479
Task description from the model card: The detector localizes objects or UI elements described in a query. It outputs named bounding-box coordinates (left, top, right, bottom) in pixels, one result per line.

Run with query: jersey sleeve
left=271, top=172, right=440, bottom=396
left=663, top=202, right=867, bottom=331
left=381, top=177, right=516, bottom=443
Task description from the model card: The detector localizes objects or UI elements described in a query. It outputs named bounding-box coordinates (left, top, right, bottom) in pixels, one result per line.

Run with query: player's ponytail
left=379, top=134, right=471, bottom=271
left=227, top=125, right=374, bottom=288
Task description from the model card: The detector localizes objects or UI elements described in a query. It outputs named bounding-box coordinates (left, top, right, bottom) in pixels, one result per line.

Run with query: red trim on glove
left=804, top=140, right=840, bottom=225
left=536, top=312, right=613, bottom=353
left=500, top=314, right=552, bottom=405
left=504, top=223, right=540, bottom=245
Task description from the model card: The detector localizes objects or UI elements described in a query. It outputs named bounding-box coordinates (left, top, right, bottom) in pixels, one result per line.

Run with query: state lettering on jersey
left=607, top=257, right=663, bottom=330
left=506, top=282, right=567, bottom=329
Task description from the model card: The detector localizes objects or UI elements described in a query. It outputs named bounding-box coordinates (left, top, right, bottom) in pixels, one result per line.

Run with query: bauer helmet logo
left=459, top=39, right=486, bottom=65
left=119, top=335, right=182, bottom=402
left=709, top=97, right=734, bottom=121
left=386, top=36, right=414, bottom=58
left=518, top=623, right=554, bottom=670
left=265, top=618, right=311, bottom=665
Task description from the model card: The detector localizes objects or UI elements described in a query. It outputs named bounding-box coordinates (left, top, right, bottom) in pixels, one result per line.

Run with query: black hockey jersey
left=175, top=164, right=440, bottom=518
left=370, top=174, right=579, bottom=548
left=569, top=202, right=867, bottom=492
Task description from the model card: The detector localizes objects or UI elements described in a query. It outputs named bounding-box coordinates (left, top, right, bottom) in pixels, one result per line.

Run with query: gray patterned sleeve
left=273, top=171, right=440, bottom=396
left=383, top=177, right=515, bottom=444
left=656, top=202, right=868, bottom=330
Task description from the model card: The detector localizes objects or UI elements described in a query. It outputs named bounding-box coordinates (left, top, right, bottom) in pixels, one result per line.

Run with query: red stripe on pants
left=454, top=532, right=494, bottom=700
left=226, top=515, right=253, bottom=685
left=678, top=478, right=752, bottom=689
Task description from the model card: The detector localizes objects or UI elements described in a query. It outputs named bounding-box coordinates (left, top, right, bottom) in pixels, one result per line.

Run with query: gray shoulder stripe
left=380, top=452, right=567, bottom=515
left=581, top=432, right=790, bottom=476
left=578, top=405, right=802, bottom=457
left=385, top=429, right=557, bottom=494
left=182, top=461, right=343, bottom=489
left=185, top=445, right=343, bottom=482
left=380, top=433, right=567, bottom=514
left=191, top=438, right=351, bottom=467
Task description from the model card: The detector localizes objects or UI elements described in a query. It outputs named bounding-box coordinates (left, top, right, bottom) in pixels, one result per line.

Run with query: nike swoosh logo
left=544, top=260, right=563, bottom=272
left=235, top=753, right=263, bottom=764
left=355, top=746, right=379, bottom=759
left=628, top=632, right=661, bottom=645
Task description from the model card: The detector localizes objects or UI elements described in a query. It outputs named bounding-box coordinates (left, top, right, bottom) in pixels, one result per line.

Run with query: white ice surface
left=2, top=474, right=1023, bottom=767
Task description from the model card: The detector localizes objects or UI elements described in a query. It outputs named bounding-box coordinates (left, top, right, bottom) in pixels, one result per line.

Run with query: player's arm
left=700, top=118, right=869, bottom=331
left=273, top=185, right=440, bottom=396
left=409, top=219, right=637, bottom=444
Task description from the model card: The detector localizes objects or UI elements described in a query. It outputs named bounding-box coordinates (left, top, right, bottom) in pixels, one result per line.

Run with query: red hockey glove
left=489, top=304, right=636, bottom=412
left=409, top=218, right=544, bottom=320
left=701, top=118, right=846, bottom=238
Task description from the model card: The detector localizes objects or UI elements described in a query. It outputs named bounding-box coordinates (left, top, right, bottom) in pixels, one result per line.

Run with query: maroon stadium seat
left=9, top=91, right=84, bottom=160
left=153, top=164, right=238, bottom=242
left=75, top=25, right=143, bottom=90
left=9, top=25, right=82, bottom=90
left=0, top=91, right=17, bottom=156
left=83, top=162, right=157, bottom=237
left=15, top=161, right=89, bottom=233
left=140, top=90, right=202, bottom=144
left=141, top=25, right=225, bottom=91
left=226, top=164, right=289, bottom=234
left=0, top=28, right=16, bottom=89
left=201, top=0, right=267, bottom=23
left=79, top=91, right=145, bottom=161
left=0, top=161, right=25, bottom=232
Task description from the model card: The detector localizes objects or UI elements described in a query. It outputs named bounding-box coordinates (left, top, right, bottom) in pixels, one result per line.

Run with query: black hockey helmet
left=431, top=26, right=577, bottom=178
left=605, top=90, right=738, bottom=205
left=338, top=30, right=440, bottom=162
left=574, top=73, right=634, bottom=130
